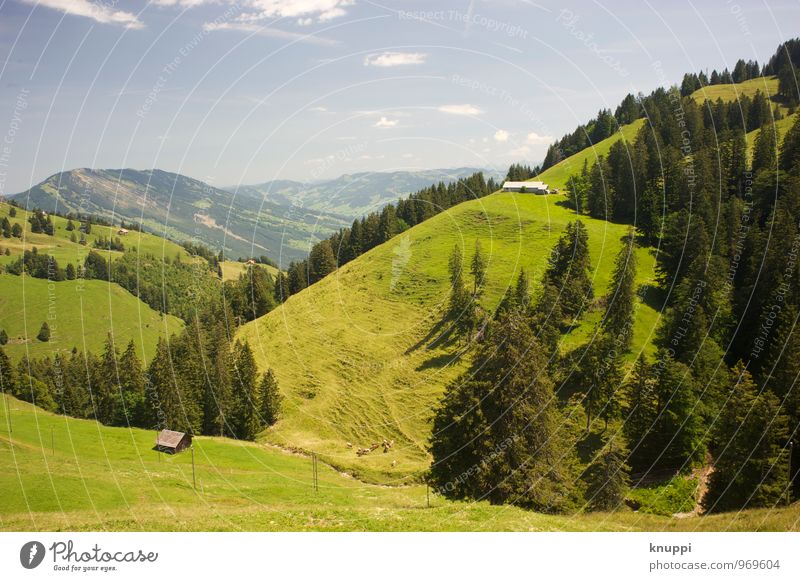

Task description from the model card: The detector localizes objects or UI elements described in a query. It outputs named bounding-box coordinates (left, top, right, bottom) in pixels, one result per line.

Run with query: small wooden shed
left=155, top=429, right=192, bottom=454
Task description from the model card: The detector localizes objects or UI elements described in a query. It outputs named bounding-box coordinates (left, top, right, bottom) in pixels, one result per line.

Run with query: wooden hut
left=155, top=429, right=192, bottom=454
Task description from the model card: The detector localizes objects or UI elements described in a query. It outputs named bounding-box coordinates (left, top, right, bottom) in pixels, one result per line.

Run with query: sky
left=0, top=0, right=797, bottom=195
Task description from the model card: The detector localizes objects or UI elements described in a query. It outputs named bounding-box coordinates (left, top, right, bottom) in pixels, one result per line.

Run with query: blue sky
left=0, top=0, right=796, bottom=194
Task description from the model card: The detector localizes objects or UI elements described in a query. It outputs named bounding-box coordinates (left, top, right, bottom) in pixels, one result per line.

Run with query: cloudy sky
left=0, top=0, right=796, bottom=194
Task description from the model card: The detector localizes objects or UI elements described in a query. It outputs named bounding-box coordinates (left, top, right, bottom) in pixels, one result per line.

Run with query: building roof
left=502, top=180, right=548, bottom=189
left=157, top=429, right=189, bottom=449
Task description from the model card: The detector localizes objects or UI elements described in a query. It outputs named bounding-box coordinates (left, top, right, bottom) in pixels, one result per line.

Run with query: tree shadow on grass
left=405, top=315, right=459, bottom=354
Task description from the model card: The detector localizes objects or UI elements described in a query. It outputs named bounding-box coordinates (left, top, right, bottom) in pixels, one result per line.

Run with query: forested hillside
left=4, top=38, right=800, bottom=523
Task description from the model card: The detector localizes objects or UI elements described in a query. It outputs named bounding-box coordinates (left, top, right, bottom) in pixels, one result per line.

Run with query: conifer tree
left=583, top=435, right=630, bottom=511
left=0, top=346, right=17, bottom=396
left=97, top=333, right=120, bottom=425
left=146, top=338, right=179, bottom=431
left=624, top=355, right=659, bottom=473
left=544, top=220, right=594, bottom=321
left=0, top=329, right=7, bottom=346
left=470, top=239, right=487, bottom=297
left=117, top=340, right=146, bottom=425
left=602, top=228, right=637, bottom=352
left=229, top=340, right=259, bottom=440
left=651, top=355, right=704, bottom=473
left=703, top=362, right=790, bottom=512
left=259, top=369, right=282, bottom=427
left=579, top=334, right=624, bottom=430
left=430, top=311, right=579, bottom=512
left=308, top=239, right=337, bottom=283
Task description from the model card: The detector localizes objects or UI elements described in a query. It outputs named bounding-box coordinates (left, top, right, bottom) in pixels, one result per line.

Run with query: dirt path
left=673, top=463, right=713, bottom=519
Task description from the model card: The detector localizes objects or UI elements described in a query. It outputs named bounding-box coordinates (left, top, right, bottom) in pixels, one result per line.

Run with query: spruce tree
left=602, top=228, right=637, bottom=352
left=624, top=355, right=659, bottom=473
left=430, top=311, right=579, bottom=512
left=470, top=239, right=487, bottom=297
left=229, top=340, right=259, bottom=440
left=651, top=355, right=704, bottom=473
left=0, top=346, right=17, bottom=396
left=704, top=362, right=790, bottom=512
left=0, top=329, right=7, bottom=346
left=97, top=333, right=120, bottom=425
left=308, top=239, right=337, bottom=283
left=117, top=340, right=146, bottom=426
left=146, top=337, right=180, bottom=431
left=583, top=435, right=631, bottom=511
left=544, top=220, right=594, bottom=321
left=258, top=369, right=282, bottom=427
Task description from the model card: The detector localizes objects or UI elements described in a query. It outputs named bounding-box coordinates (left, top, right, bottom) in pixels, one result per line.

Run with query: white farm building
left=502, top=180, right=549, bottom=194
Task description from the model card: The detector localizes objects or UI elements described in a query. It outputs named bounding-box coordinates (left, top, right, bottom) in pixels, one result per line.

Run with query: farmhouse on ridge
left=155, top=429, right=192, bottom=454
left=502, top=180, right=549, bottom=194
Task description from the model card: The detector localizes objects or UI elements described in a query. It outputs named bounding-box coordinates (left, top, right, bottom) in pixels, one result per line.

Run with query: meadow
left=2, top=394, right=797, bottom=532
left=239, top=191, right=660, bottom=483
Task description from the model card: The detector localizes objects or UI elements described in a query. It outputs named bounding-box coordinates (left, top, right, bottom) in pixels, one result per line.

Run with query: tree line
left=277, top=172, right=497, bottom=299
left=0, top=307, right=282, bottom=441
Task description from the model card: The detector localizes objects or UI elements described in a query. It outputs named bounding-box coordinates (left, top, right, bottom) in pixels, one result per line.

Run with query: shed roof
left=157, top=429, right=188, bottom=449
left=502, top=180, right=548, bottom=189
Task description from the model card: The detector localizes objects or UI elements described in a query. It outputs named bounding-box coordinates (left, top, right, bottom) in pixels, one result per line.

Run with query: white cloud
left=510, top=145, right=531, bottom=157
left=373, top=116, right=398, bottom=129
left=203, top=22, right=340, bottom=46
left=494, top=129, right=510, bottom=142
left=363, top=52, right=428, bottom=67
left=22, top=0, right=143, bottom=28
left=526, top=131, right=552, bottom=144
left=155, top=0, right=353, bottom=29
left=437, top=104, right=483, bottom=116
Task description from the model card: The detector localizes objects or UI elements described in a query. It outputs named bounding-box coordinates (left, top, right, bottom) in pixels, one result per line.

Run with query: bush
left=627, top=476, right=697, bottom=516
left=37, top=322, right=51, bottom=342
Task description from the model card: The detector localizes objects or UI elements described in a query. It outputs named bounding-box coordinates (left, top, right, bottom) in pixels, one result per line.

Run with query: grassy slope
left=0, top=275, right=183, bottom=361
left=690, top=76, right=783, bottom=109
left=2, top=394, right=796, bottom=531
left=0, top=202, right=194, bottom=269
left=238, top=192, right=660, bottom=483
left=534, top=119, right=646, bottom=191
left=0, top=201, right=189, bottom=360
left=220, top=260, right=279, bottom=282
left=745, top=112, right=798, bottom=162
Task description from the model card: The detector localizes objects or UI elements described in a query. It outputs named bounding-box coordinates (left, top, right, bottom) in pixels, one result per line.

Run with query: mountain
left=230, top=167, right=503, bottom=219
left=10, top=168, right=349, bottom=265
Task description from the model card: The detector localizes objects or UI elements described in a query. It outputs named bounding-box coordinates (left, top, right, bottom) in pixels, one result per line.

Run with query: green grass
left=690, top=76, right=783, bottom=108
left=238, top=191, right=660, bottom=483
left=2, top=394, right=797, bottom=531
left=0, top=202, right=195, bottom=269
left=534, top=119, right=646, bottom=191
left=0, top=274, right=183, bottom=361
left=745, top=112, right=799, bottom=163
left=220, top=260, right=279, bottom=282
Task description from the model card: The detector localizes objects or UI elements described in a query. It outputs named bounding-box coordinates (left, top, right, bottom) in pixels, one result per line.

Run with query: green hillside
left=690, top=76, right=783, bottom=108
left=0, top=275, right=183, bottom=361
left=2, top=394, right=796, bottom=531
left=0, top=201, right=193, bottom=269
left=238, top=191, right=660, bottom=482
left=535, top=119, right=646, bottom=191
left=746, top=112, right=799, bottom=161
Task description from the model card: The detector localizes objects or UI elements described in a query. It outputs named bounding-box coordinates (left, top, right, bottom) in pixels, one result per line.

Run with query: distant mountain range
left=10, top=167, right=499, bottom=265
left=227, top=167, right=503, bottom=218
